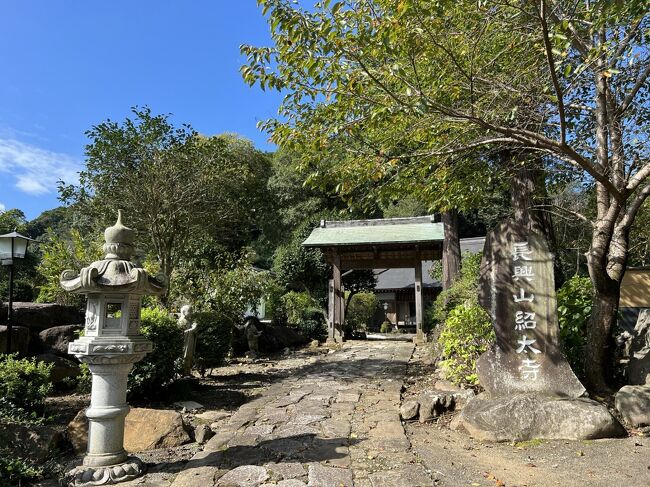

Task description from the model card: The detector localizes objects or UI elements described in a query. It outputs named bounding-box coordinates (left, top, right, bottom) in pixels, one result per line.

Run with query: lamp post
left=382, top=301, right=389, bottom=322
left=0, top=231, right=34, bottom=354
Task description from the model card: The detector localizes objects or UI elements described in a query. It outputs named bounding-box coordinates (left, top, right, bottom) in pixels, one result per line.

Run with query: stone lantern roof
left=60, top=210, right=165, bottom=295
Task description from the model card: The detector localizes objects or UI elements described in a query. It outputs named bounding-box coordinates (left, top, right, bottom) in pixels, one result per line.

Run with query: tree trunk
left=584, top=271, right=620, bottom=393
left=584, top=216, right=629, bottom=392
left=441, top=209, right=460, bottom=291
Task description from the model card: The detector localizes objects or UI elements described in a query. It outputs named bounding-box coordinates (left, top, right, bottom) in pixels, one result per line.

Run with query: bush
left=429, top=252, right=483, bottom=326
left=438, top=303, right=494, bottom=386
left=346, top=292, right=379, bottom=331
left=0, top=355, right=53, bottom=417
left=128, top=307, right=183, bottom=399
left=557, top=275, right=593, bottom=380
left=194, top=311, right=234, bottom=375
left=0, top=450, right=43, bottom=487
left=280, top=291, right=326, bottom=340
left=380, top=321, right=392, bottom=333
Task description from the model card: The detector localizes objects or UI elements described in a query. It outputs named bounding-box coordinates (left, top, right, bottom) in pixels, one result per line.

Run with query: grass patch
left=514, top=438, right=546, bottom=448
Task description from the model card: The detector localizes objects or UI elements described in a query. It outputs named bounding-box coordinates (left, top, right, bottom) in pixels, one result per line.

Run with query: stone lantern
left=62, top=211, right=165, bottom=486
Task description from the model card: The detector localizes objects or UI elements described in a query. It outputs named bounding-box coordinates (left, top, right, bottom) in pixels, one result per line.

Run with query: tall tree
left=243, top=0, right=650, bottom=391
left=61, top=107, right=272, bottom=301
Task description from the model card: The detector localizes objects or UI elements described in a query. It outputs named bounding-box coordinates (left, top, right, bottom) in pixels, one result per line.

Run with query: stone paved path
left=170, top=341, right=432, bottom=487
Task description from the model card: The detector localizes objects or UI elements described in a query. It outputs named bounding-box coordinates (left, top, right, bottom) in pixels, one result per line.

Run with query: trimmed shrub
left=128, top=307, right=183, bottom=399
left=557, top=275, right=593, bottom=380
left=438, top=303, right=494, bottom=386
left=0, top=355, right=53, bottom=417
left=194, top=311, right=233, bottom=376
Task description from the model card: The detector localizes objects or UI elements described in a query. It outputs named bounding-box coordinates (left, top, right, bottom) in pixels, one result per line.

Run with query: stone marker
left=453, top=219, right=624, bottom=441
left=476, top=220, right=585, bottom=397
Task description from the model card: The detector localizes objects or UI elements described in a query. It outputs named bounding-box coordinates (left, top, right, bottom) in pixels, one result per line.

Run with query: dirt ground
left=403, top=344, right=650, bottom=487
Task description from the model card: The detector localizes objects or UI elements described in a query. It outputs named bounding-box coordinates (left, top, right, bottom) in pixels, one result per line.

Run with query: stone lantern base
left=66, top=457, right=146, bottom=486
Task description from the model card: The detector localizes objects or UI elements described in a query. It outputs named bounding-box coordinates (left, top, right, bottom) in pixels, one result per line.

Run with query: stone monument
left=452, top=219, right=625, bottom=441
left=178, top=304, right=198, bottom=376
left=62, top=211, right=165, bottom=485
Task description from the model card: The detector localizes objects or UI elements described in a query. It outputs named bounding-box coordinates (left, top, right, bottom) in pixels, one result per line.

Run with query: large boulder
left=451, top=394, right=626, bottom=442
left=68, top=407, right=191, bottom=454
left=0, top=302, right=84, bottom=332
left=36, top=324, right=82, bottom=355
left=0, top=422, right=63, bottom=463
left=615, top=385, right=650, bottom=427
left=33, top=353, right=80, bottom=384
left=0, top=325, right=30, bottom=355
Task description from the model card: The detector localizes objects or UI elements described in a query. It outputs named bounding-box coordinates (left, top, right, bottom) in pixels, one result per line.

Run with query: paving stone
left=245, top=424, right=275, bottom=436
left=320, top=418, right=351, bottom=438
left=307, top=464, right=353, bottom=487
left=227, top=434, right=260, bottom=447
left=272, top=391, right=310, bottom=408
left=171, top=466, right=221, bottom=486
left=273, top=424, right=320, bottom=439
left=368, top=465, right=432, bottom=487
left=263, top=462, right=307, bottom=480
left=204, top=431, right=236, bottom=452
left=216, top=465, right=269, bottom=487
left=196, top=411, right=232, bottom=422
left=337, top=392, right=361, bottom=403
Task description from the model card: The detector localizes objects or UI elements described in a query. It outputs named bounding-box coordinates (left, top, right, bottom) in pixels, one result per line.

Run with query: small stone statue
left=237, top=317, right=263, bottom=358
left=178, top=304, right=198, bottom=376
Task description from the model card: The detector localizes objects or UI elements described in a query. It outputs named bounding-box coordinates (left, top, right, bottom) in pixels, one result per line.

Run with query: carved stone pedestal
left=66, top=457, right=146, bottom=486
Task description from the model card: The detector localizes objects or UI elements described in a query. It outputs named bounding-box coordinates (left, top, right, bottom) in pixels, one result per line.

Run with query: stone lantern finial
left=104, top=210, right=135, bottom=260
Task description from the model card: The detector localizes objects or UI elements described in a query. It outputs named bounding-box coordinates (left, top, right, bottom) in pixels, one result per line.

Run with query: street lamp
left=382, top=301, right=389, bottom=322
left=0, top=231, right=34, bottom=354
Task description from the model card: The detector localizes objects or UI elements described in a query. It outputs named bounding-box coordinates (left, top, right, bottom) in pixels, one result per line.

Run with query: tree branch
left=616, top=62, right=650, bottom=117
left=539, top=0, right=567, bottom=144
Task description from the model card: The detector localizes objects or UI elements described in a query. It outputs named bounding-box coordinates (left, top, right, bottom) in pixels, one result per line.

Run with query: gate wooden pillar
left=414, top=252, right=424, bottom=343
left=328, top=251, right=344, bottom=344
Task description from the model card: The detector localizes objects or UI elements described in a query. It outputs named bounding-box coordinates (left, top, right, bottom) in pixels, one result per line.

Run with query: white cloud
left=0, top=138, right=81, bottom=196
left=0, top=202, right=5, bottom=212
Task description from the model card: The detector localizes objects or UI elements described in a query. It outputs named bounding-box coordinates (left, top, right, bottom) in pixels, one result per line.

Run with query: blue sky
left=0, top=1, right=282, bottom=220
